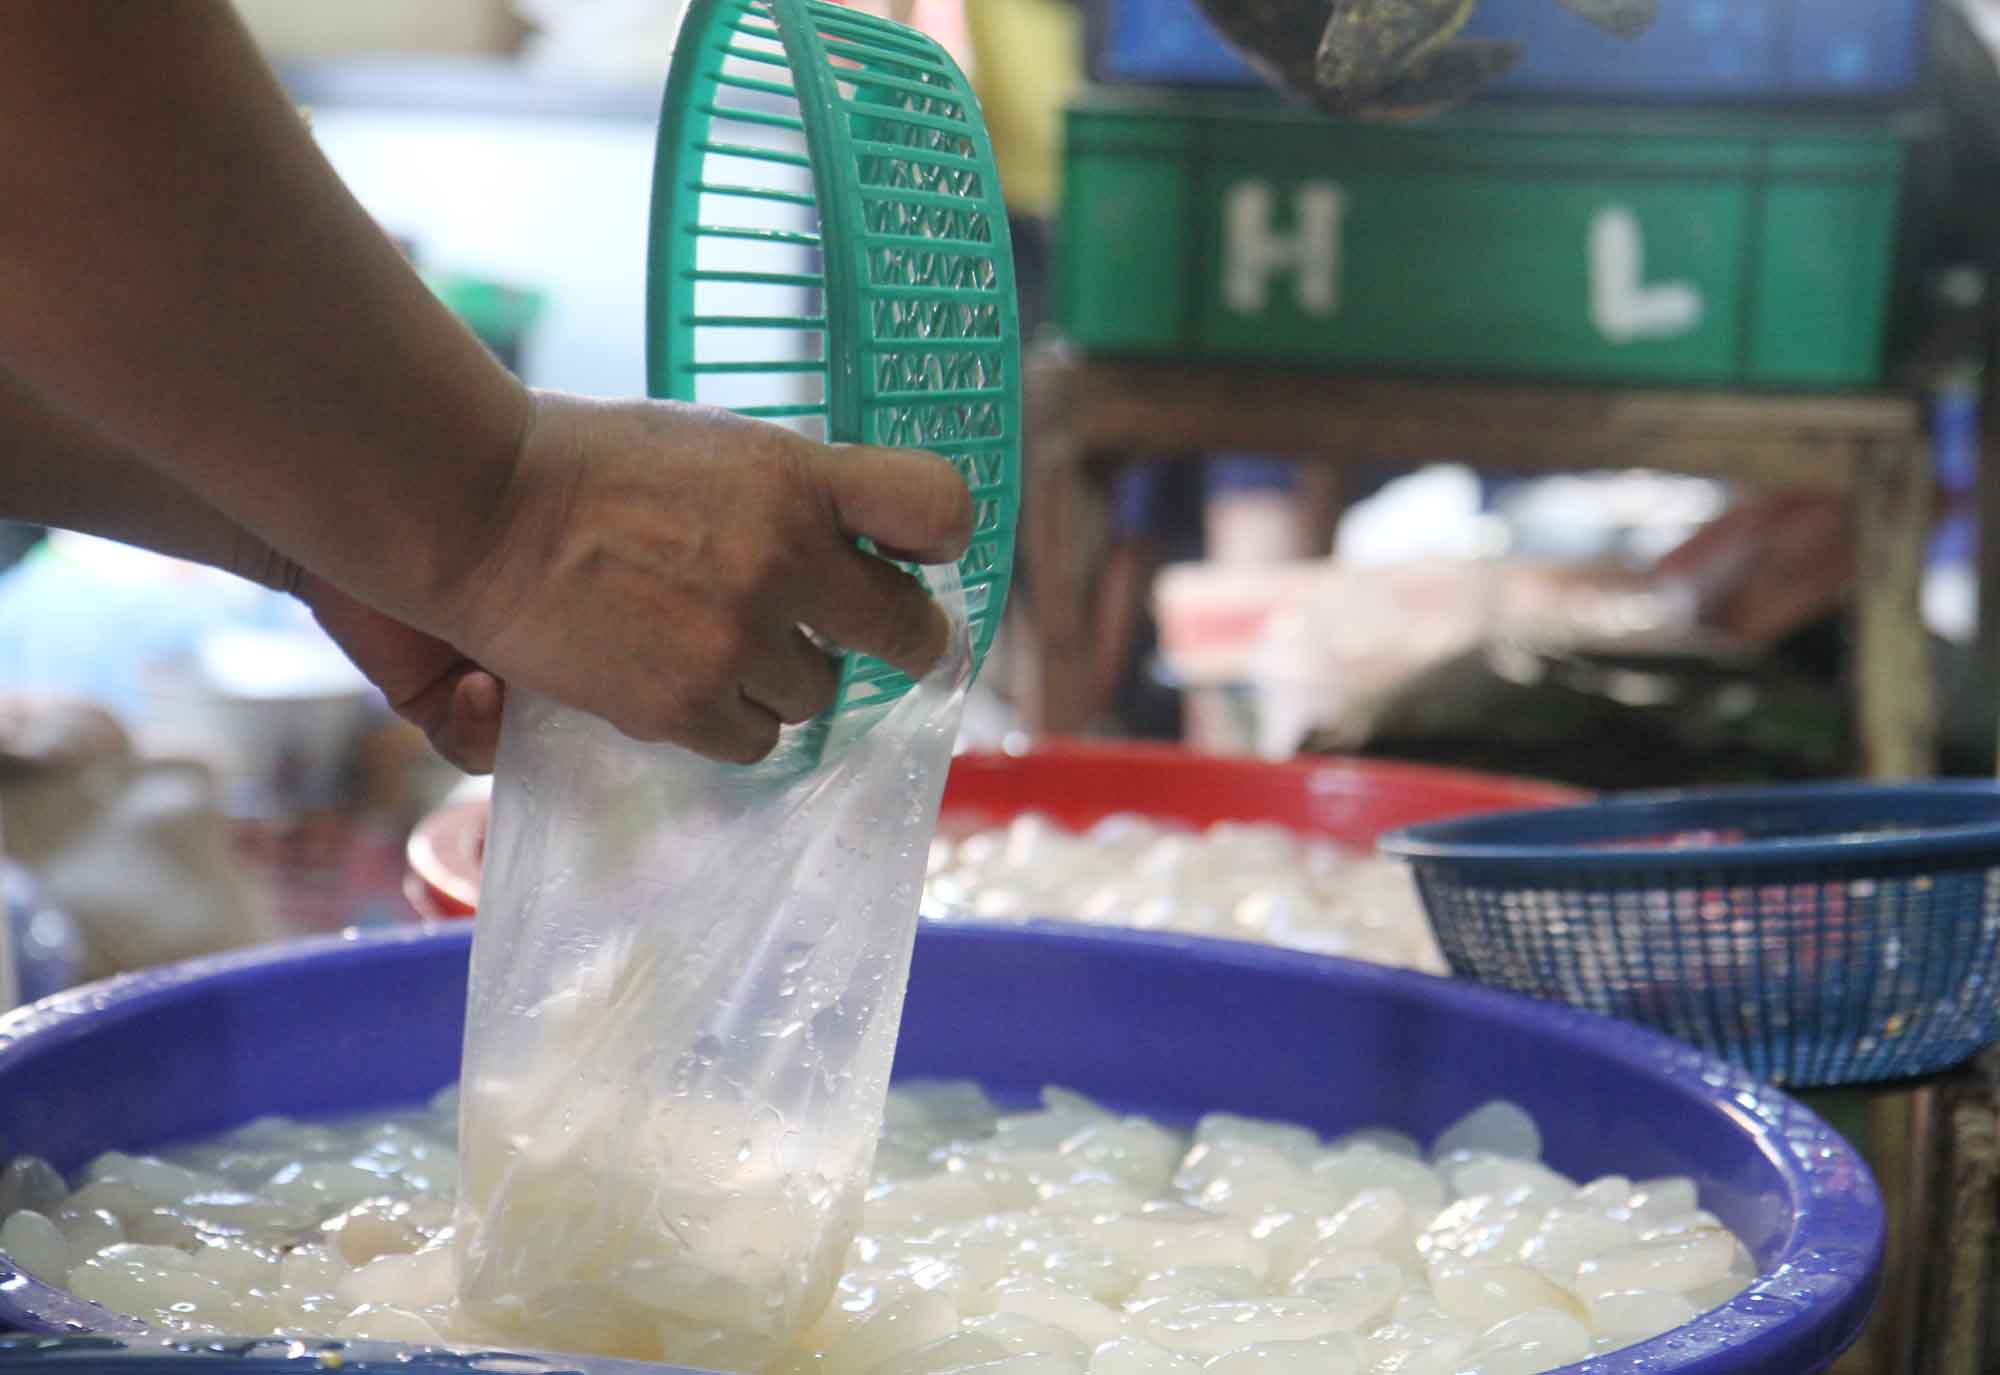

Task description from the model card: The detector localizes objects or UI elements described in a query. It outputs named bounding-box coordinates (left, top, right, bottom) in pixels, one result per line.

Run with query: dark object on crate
left=1059, top=91, right=1918, bottom=386
left=1192, top=0, right=1657, bottom=117
left=1313, top=0, right=1520, bottom=117
left=1096, top=0, right=1925, bottom=104
left=1550, top=0, right=1651, bottom=36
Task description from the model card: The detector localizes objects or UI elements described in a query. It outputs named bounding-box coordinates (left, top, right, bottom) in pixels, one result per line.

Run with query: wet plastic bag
left=454, top=569, right=971, bottom=1370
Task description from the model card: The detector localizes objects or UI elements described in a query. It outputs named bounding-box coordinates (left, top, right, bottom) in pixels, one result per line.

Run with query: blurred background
left=0, top=0, right=1995, bottom=1002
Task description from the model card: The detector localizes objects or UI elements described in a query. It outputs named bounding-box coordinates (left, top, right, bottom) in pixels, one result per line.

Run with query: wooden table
left=1020, top=341, right=1939, bottom=780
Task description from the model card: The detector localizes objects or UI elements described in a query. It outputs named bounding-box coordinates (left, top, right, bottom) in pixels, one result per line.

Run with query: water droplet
left=1732, top=1290, right=1806, bottom=1319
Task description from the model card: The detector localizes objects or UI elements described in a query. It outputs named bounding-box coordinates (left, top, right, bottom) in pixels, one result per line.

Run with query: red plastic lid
left=404, top=797, right=483, bottom=919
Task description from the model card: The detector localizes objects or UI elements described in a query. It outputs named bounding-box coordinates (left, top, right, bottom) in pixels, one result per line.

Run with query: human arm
left=0, top=366, right=506, bottom=769
left=0, top=1, right=527, bottom=620
left=0, top=1, right=970, bottom=765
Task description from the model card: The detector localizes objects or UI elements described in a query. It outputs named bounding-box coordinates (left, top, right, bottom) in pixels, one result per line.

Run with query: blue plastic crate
left=1090, top=0, right=1927, bottom=100
left=1091, top=0, right=1261, bottom=86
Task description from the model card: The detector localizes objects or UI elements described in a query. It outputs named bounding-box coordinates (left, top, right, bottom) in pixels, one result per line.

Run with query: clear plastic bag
left=454, top=568, right=971, bottom=1370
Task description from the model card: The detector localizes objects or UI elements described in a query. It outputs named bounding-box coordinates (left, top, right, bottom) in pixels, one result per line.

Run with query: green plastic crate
left=1058, top=91, right=1920, bottom=388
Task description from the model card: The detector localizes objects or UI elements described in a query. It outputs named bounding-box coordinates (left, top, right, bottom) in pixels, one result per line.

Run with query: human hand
left=1653, top=492, right=1853, bottom=646
left=429, top=393, right=973, bottom=765
left=300, top=573, right=506, bottom=774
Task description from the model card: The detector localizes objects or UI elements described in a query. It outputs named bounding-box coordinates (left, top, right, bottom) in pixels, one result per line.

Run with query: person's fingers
left=427, top=672, right=504, bottom=774
left=691, top=690, right=783, bottom=765
left=388, top=665, right=501, bottom=774
left=739, top=626, right=841, bottom=725
left=796, top=542, right=953, bottom=680
left=809, top=445, right=974, bottom=565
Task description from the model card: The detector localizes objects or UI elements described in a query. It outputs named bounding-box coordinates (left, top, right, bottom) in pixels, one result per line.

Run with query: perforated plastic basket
left=1381, top=782, right=2000, bottom=1087
left=647, top=0, right=1019, bottom=728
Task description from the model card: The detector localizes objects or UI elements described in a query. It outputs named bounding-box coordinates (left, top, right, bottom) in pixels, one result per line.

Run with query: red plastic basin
left=406, top=742, right=1582, bottom=920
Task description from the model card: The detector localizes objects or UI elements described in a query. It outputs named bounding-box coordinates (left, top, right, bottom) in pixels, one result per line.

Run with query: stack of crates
left=1057, top=0, right=1933, bottom=387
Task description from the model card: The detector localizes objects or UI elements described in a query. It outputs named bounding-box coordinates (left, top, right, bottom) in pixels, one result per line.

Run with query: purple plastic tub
left=0, top=924, right=1881, bottom=1374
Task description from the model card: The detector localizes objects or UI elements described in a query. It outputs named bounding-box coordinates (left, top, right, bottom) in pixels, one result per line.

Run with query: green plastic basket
left=646, top=0, right=1020, bottom=731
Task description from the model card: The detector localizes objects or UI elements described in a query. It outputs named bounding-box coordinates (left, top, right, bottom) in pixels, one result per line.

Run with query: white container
left=1152, top=560, right=1323, bottom=689
left=1153, top=559, right=1501, bottom=757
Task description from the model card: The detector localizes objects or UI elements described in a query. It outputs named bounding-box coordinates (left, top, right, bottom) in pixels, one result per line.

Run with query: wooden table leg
left=1979, top=397, right=2000, bottom=774
left=1888, top=1086, right=1938, bottom=1375
left=1814, top=1085, right=1920, bottom=1375
left=1924, top=1057, right=2000, bottom=1375
left=1024, top=355, right=1107, bottom=737
left=1853, top=438, right=1938, bottom=780
left=1842, top=439, right=1941, bottom=1371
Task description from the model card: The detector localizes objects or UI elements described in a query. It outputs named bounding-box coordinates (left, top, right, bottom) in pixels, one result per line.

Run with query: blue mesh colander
left=1380, top=781, right=2000, bottom=1087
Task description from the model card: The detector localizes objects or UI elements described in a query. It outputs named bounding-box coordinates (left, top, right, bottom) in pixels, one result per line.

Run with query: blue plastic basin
left=0, top=924, right=1881, bottom=1374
